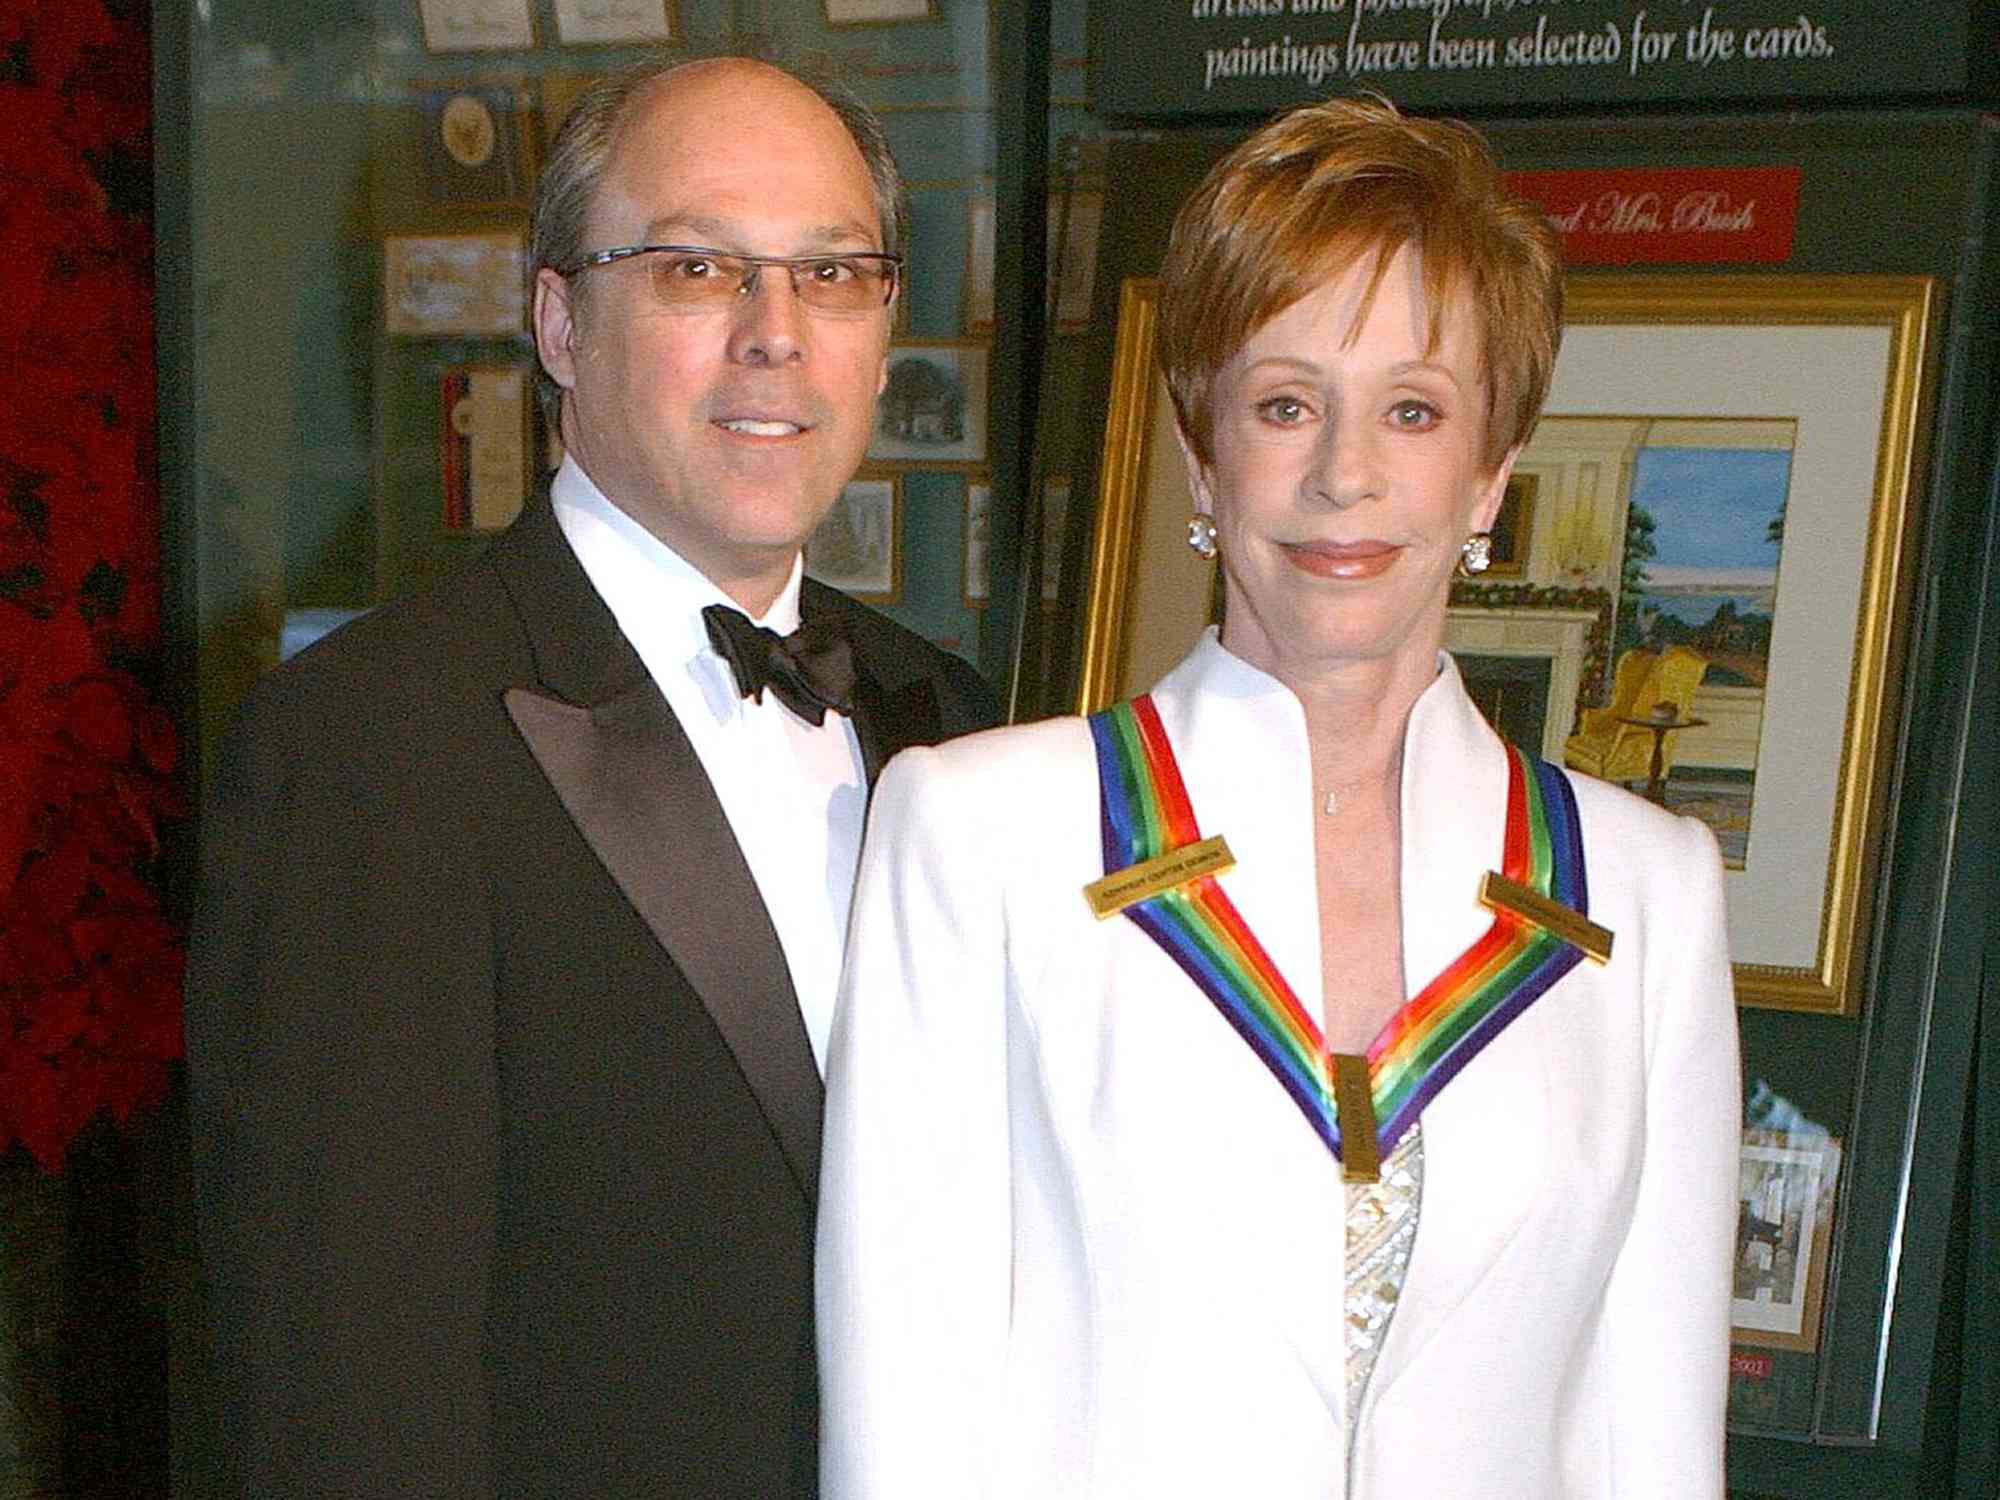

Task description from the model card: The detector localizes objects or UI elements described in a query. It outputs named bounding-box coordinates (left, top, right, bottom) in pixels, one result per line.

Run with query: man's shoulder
left=232, top=547, right=532, bottom=755
left=805, top=580, right=1000, bottom=732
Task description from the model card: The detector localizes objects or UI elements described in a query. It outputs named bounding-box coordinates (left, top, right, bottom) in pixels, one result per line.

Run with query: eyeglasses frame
left=555, top=244, right=903, bottom=309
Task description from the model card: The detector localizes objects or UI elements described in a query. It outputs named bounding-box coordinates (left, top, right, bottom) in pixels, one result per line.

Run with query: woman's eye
left=1256, top=396, right=1309, bottom=425
left=1390, top=399, right=1438, bottom=429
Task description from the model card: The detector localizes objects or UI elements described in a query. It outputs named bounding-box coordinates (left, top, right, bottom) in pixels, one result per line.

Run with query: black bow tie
left=701, top=603, right=857, bottom=726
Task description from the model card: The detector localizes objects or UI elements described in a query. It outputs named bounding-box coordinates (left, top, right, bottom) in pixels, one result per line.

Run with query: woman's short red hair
left=1158, top=93, right=1563, bottom=472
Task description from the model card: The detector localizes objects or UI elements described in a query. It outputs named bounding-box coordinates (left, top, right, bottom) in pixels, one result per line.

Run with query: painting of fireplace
left=1445, top=606, right=1597, bottom=763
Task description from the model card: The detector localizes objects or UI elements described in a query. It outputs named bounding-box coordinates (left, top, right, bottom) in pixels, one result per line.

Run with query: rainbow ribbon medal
left=1087, top=694, right=1601, bottom=1173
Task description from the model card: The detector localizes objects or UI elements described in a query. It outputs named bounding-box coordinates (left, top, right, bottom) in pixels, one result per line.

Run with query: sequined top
left=1345, top=1120, right=1425, bottom=1436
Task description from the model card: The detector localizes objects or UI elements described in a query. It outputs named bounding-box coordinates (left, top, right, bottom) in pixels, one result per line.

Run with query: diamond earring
left=1187, top=513, right=1218, bottom=561
left=1457, top=532, right=1492, bottom=577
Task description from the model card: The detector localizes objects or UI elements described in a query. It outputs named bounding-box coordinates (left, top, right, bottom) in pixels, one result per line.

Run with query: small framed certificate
left=822, top=0, right=938, bottom=23
left=418, top=0, right=535, bottom=52
left=384, top=231, right=527, bottom=338
left=415, top=82, right=534, bottom=205
left=440, top=365, right=533, bottom=532
left=552, top=0, right=678, bottom=45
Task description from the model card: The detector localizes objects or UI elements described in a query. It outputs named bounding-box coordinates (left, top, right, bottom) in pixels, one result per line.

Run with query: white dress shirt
left=551, top=457, right=866, bottom=1071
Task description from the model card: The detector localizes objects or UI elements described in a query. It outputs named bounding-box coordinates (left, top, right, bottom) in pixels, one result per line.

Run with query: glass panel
left=186, top=0, right=1008, bottom=754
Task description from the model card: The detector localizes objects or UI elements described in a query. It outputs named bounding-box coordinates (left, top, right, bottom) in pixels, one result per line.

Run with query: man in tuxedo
left=185, top=57, right=997, bottom=1499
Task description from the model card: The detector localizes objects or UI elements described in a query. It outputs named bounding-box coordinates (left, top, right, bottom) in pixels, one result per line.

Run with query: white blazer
left=819, top=631, right=1739, bottom=1500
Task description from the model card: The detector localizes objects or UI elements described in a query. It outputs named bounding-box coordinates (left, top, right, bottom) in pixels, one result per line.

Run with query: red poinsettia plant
left=0, top=0, right=186, bottom=1171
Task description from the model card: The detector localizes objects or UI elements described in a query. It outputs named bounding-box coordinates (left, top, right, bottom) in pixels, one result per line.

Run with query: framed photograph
left=439, top=365, right=532, bottom=532
left=384, top=231, right=528, bottom=338
left=1733, top=1130, right=1842, bottom=1352
left=1079, top=274, right=1936, bottom=1015
left=414, top=82, right=534, bottom=205
left=870, top=341, right=988, bottom=467
left=822, top=0, right=938, bottom=25
left=418, top=0, right=534, bottom=52
left=962, top=478, right=992, bottom=609
left=552, top=0, right=677, bottom=45
left=807, top=474, right=901, bottom=602
left=964, top=186, right=1106, bottom=332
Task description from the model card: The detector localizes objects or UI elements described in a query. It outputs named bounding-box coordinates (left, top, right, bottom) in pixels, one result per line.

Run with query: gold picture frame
left=1080, top=273, right=1936, bottom=1016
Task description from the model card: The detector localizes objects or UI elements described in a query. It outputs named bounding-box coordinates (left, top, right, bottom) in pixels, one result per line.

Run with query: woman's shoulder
left=1561, top=763, right=1715, bottom=843
left=1557, top=761, right=1726, bottom=894
left=876, top=713, right=1099, bottom=822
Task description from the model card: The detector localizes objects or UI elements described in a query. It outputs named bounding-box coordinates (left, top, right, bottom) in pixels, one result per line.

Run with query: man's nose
left=726, top=266, right=809, bottom=365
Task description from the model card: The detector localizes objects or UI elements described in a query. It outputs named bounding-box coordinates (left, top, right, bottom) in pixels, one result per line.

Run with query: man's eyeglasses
left=557, top=245, right=901, bottom=315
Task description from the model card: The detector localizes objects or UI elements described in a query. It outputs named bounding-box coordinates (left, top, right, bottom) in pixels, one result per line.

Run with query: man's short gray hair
left=529, top=56, right=908, bottom=428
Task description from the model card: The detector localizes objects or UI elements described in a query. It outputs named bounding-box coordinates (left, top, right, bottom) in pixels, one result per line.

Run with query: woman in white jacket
left=818, top=93, right=1739, bottom=1499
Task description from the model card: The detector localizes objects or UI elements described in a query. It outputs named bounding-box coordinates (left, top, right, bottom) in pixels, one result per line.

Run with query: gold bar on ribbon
left=1478, top=871, right=1614, bottom=965
left=1331, top=1053, right=1381, bottom=1184
left=1083, top=835, right=1236, bottom=919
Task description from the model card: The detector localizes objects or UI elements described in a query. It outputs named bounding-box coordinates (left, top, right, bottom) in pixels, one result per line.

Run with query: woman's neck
left=1220, top=628, right=1441, bottom=802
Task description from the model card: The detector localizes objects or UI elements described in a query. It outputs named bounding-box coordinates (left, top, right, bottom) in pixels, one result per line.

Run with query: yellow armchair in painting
left=1563, top=645, right=1709, bottom=786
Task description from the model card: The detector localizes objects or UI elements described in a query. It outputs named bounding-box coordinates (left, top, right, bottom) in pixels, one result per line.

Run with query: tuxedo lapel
left=488, top=500, right=822, bottom=1202
left=504, top=685, right=823, bottom=1201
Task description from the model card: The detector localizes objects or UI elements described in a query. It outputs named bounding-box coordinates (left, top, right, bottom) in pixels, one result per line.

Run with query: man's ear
left=1471, top=444, right=1522, bottom=536
left=533, top=268, right=580, bottom=393
left=1173, top=423, right=1217, bottom=517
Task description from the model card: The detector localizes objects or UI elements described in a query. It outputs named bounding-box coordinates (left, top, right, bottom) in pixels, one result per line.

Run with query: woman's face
left=1187, top=245, right=1515, bottom=685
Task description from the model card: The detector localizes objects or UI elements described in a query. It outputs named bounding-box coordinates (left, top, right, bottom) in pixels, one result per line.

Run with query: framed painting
left=1079, top=274, right=1936, bottom=1015
left=869, top=341, right=988, bottom=467
left=1732, top=1130, right=1842, bottom=1353
left=806, top=474, right=901, bottom=603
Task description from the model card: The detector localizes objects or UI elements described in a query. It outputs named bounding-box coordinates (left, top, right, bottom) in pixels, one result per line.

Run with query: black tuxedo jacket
left=185, top=497, right=999, bottom=1498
